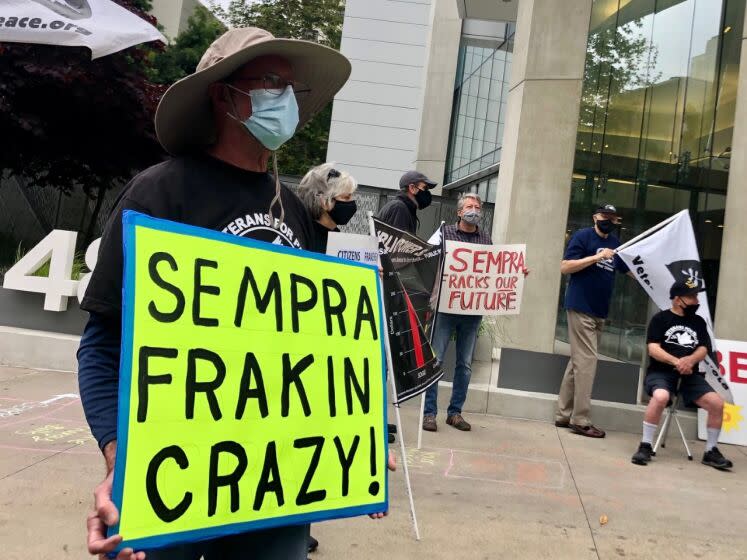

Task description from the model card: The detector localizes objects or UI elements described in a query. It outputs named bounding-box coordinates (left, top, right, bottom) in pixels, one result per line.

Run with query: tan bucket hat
left=155, top=27, right=351, bottom=155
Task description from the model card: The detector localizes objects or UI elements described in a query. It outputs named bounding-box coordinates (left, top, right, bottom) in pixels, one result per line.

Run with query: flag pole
left=616, top=210, right=687, bottom=252
left=368, top=212, right=421, bottom=541
left=416, top=394, right=426, bottom=450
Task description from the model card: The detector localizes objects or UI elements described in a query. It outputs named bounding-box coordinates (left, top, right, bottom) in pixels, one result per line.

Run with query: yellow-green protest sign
left=110, top=211, right=387, bottom=552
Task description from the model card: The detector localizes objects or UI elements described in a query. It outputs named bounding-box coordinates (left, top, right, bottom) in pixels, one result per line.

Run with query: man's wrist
left=103, top=440, right=117, bottom=473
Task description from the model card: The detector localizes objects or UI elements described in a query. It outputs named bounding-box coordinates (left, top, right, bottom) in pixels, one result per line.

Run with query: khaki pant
left=556, top=310, right=605, bottom=427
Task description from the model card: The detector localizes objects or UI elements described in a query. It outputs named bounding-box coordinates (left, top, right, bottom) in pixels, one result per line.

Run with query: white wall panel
left=328, top=142, right=415, bottom=171
left=327, top=0, right=434, bottom=189
left=335, top=165, right=404, bottom=190
left=330, top=122, right=417, bottom=151
left=345, top=0, right=431, bottom=25
left=343, top=17, right=428, bottom=46
left=348, top=59, right=424, bottom=87
left=336, top=81, right=421, bottom=109
left=339, top=37, right=426, bottom=67
left=330, top=101, right=420, bottom=130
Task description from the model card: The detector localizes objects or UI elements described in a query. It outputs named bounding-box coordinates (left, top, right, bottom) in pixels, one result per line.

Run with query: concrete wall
left=326, top=0, right=435, bottom=190
left=490, top=0, right=593, bottom=353
left=149, top=0, right=200, bottom=40
left=413, top=0, right=462, bottom=191
left=0, top=288, right=86, bottom=335
left=457, top=0, right=518, bottom=21
left=715, top=5, right=747, bottom=341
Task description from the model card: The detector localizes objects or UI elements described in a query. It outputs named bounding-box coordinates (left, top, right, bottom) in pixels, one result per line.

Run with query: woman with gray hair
left=298, top=163, right=357, bottom=555
left=298, top=162, right=358, bottom=253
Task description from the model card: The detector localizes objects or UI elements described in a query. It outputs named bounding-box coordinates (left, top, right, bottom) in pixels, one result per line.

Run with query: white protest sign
left=697, top=339, right=747, bottom=447
left=326, top=231, right=379, bottom=266
left=0, top=0, right=165, bottom=59
left=438, top=240, right=526, bottom=315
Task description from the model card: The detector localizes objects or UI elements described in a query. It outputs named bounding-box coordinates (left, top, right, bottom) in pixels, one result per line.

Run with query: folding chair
left=652, top=377, right=693, bottom=461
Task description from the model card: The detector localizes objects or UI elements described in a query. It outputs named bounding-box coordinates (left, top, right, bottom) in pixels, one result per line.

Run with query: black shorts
left=645, top=370, right=714, bottom=407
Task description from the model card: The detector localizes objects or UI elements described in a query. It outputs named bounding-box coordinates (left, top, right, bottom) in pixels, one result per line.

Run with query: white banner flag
left=616, top=210, right=733, bottom=403
left=0, top=0, right=165, bottom=59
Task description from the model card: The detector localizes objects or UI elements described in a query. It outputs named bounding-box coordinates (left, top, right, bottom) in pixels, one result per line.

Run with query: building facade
left=149, top=0, right=201, bottom=40
left=328, top=0, right=747, bottom=417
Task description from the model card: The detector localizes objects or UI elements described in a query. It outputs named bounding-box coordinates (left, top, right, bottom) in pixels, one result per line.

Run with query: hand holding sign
left=88, top=469, right=146, bottom=560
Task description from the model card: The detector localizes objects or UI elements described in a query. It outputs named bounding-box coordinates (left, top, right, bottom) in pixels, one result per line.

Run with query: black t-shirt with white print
left=646, top=309, right=712, bottom=374
left=80, top=153, right=315, bottom=318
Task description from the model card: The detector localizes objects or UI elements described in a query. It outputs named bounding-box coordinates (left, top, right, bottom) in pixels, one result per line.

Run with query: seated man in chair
left=631, top=279, right=733, bottom=470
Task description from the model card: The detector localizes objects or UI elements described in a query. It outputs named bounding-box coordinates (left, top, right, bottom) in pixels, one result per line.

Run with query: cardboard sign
left=325, top=232, right=379, bottom=266
left=439, top=241, right=526, bottom=316
left=111, top=211, right=387, bottom=552
left=698, top=339, right=747, bottom=447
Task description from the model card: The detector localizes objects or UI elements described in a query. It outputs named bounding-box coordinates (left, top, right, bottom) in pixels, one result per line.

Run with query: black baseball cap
left=594, top=203, right=619, bottom=216
left=399, top=170, right=437, bottom=189
left=670, top=278, right=703, bottom=299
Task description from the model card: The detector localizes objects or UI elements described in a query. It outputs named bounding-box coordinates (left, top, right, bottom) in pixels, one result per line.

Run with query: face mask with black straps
left=682, top=302, right=700, bottom=317
left=596, top=219, right=616, bottom=234
left=328, top=199, right=357, bottom=226
left=414, top=188, right=432, bottom=209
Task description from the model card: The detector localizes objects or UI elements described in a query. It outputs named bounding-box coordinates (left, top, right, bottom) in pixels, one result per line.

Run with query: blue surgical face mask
left=228, top=85, right=299, bottom=151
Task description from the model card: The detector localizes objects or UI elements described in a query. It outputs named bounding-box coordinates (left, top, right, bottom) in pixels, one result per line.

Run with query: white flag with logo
left=616, top=210, right=733, bottom=403
left=0, top=0, right=165, bottom=59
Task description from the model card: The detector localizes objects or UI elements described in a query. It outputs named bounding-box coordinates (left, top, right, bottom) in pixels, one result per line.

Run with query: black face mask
left=414, top=188, right=432, bottom=209
left=328, top=199, right=357, bottom=226
left=596, top=219, right=616, bottom=234
left=683, top=302, right=700, bottom=317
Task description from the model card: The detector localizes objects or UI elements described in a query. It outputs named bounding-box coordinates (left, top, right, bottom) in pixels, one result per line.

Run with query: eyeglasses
left=327, top=168, right=341, bottom=180
left=229, top=73, right=311, bottom=97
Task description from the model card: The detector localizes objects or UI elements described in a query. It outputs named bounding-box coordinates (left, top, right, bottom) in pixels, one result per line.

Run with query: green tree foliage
left=210, top=0, right=345, bottom=175
left=579, top=19, right=661, bottom=130
left=0, top=0, right=166, bottom=245
left=148, top=5, right=226, bottom=85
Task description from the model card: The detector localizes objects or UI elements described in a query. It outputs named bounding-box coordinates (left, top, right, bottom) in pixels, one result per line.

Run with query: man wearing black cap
left=376, top=170, right=437, bottom=234
left=555, top=204, right=630, bottom=438
left=631, top=279, right=733, bottom=470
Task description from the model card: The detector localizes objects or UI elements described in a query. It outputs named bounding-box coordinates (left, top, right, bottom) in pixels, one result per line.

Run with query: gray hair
left=298, top=163, right=358, bottom=220
left=457, top=192, right=482, bottom=212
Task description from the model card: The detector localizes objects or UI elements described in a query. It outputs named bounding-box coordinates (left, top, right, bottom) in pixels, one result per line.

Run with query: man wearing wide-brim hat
left=78, top=27, right=355, bottom=560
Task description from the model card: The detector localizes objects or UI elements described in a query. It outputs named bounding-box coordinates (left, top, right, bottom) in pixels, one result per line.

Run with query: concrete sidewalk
left=1, top=366, right=746, bottom=560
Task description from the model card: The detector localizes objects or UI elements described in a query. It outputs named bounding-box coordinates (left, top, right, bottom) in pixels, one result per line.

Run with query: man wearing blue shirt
left=555, top=204, right=630, bottom=438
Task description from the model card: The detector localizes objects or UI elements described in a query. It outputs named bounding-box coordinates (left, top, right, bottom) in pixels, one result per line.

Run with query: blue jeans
left=424, top=313, right=482, bottom=417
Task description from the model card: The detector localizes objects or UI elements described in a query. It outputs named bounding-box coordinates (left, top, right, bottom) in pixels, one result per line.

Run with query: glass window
left=445, top=27, right=515, bottom=184
left=557, top=0, right=745, bottom=365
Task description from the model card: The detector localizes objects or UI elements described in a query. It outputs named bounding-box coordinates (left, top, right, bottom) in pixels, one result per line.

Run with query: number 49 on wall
left=2, top=230, right=100, bottom=312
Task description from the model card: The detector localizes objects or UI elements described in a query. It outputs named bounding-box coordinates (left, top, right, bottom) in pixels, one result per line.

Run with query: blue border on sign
left=109, top=210, right=389, bottom=553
